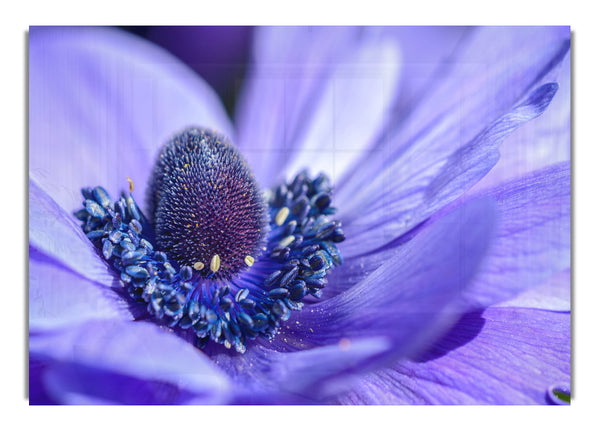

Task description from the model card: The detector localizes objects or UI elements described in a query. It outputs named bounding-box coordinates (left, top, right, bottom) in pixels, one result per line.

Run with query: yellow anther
left=193, top=261, right=204, bottom=271
left=127, top=176, right=134, bottom=193
left=244, top=255, right=255, bottom=267
left=210, top=254, right=221, bottom=272
left=279, top=235, right=295, bottom=248
left=275, top=207, right=290, bottom=226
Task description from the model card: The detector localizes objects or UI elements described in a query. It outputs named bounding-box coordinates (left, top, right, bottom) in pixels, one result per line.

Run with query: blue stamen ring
left=75, top=127, right=345, bottom=353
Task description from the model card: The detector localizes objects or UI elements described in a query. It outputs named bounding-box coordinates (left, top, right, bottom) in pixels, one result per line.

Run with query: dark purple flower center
left=146, top=128, right=267, bottom=281
left=75, top=126, right=345, bottom=353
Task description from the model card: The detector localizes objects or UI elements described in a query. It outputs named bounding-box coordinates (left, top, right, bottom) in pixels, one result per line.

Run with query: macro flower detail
left=148, top=128, right=268, bottom=279
left=74, top=126, right=345, bottom=353
left=29, top=26, right=571, bottom=405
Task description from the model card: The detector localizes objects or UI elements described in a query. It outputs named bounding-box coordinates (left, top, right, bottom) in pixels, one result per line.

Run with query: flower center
left=75, top=127, right=345, bottom=353
left=147, top=128, right=267, bottom=281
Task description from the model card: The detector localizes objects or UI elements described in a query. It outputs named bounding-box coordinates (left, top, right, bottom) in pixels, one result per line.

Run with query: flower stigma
left=75, top=127, right=345, bottom=353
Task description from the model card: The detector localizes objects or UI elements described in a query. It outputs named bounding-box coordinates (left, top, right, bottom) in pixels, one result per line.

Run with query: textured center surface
left=147, top=127, right=267, bottom=280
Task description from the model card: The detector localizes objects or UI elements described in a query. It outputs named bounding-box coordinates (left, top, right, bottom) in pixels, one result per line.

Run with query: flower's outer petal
left=29, top=26, right=233, bottom=213
left=199, top=198, right=497, bottom=403
left=211, top=337, right=392, bottom=403
left=282, top=35, right=401, bottom=182
left=235, top=27, right=356, bottom=186
left=324, top=83, right=561, bottom=291
left=385, top=27, right=470, bottom=121
left=29, top=319, right=232, bottom=404
left=473, top=50, right=571, bottom=192
left=497, top=269, right=570, bottom=311
left=29, top=178, right=117, bottom=286
left=326, top=161, right=570, bottom=311
left=281, top=198, right=497, bottom=362
left=461, top=162, right=570, bottom=309
left=236, top=27, right=400, bottom=187
left=382, top=27, right=567, bottom=141
left=40, top=363, right=206, bottom=405
left=337, top=27, right=570, bottom=257
left=29, top=247, right=132, bottom=331
left=337, top=307, right=570, bottom=405
left=340, top=81, right=561, bottom=258
left=29, top=356, right=57, bottom=404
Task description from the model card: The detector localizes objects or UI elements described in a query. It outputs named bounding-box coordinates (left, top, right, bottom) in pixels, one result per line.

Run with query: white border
left=5, top=1, right=598, bottom=429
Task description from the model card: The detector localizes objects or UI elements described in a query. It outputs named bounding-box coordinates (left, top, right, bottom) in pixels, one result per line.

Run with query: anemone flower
left=28, top=26, right=571, bottom=405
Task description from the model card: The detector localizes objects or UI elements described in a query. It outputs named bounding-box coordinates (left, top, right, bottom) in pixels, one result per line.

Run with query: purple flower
left=29, top=26, right=570, bottom=405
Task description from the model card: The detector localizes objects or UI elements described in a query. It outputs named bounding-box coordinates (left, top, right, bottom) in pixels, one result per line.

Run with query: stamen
left=275, top=207, right=289, bottom=226
left=210, top=254, right=220, bottom=273
left=75, top=128, right=345, bottom=354
left=278, top=235, right=295, bottom=248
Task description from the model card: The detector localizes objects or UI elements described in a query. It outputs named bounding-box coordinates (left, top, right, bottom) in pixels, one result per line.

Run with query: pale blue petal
left=29, top=247, right=132, bottom=330
left=278, top=198, right=497, bottom=359
left=473, top=50, right=571, bottom=191
left=497, top=269, right=570, bottom=311
left=463, top=162, right=570, bottom=309
left=236, top=27, right=401, bottom=187
left=337, top=29, right=569, bottom=258
left=213, top=337, right=392, bottom=403
left=337, top=307, right=570, bottom=404
left=29, top=26, right=233, bottom=213
left=326, top=161, right=570, bottom=310
left=30, top=320, right=233, bottom=404
left=29, top=178, right=116, bottom=286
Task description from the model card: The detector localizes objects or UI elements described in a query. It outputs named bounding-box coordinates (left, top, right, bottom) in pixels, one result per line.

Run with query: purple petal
left=337, top=28, right=569, bottom=257
left=473, top=50, right=571, bottom=192
left=282, top=34, right=401, bottom=182
left=211, top=337, right=392, bottom=403
left=338, top=81, right=560, bottom=260
left=29, top=26, right=233, bottom=213
left=29, top=357, right=57, bottom=404
left=326, top=161, right=570, bottom=309
left=29, top=178, right=116, bottom=286
left=195, top=198, right=497, bottom=403
left=337, top=307, right=570, bottom=404
left=340, top=81, right=561, bottom=258
left=279, top=198, right=497, bottom=360
left=236, top=27, right=400, bottom=187
left=235, top=26, right=356, bottom=185
left=497, top=269, right=570, bottom=311
left=385, top=27, right=568, bottom=138
left=30, top=319, right=232, bottom=404
left=29, top=247, right=132, bottom=330
left=463, top=162, right=570, bottom=309
left=385, top=27, right=470, bottom=121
